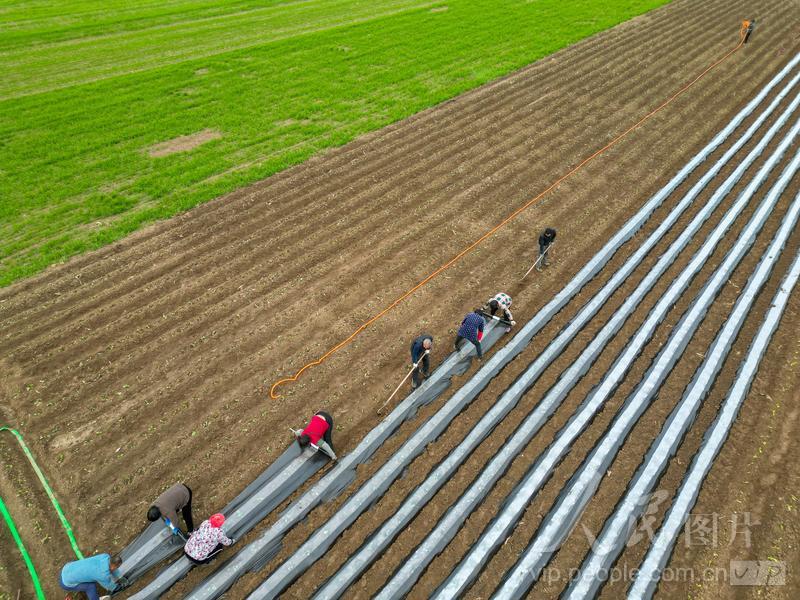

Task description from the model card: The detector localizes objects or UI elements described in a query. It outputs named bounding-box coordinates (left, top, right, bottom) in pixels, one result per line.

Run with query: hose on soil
left=269, top=24, right=749, bottom=400
left=0, top=495, right=45, bottom=599
left=0, top=426, right=83, bottom=593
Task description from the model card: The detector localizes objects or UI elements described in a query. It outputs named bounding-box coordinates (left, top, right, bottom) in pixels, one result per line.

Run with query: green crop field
left=0, top=0, right=670, bottom=286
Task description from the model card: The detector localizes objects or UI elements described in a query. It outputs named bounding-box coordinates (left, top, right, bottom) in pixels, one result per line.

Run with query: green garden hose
left=0, top=426, right=83, bottom=559
left=0, top=494, right=45, bottom=599
left=0, top=426, right=83, bottom=596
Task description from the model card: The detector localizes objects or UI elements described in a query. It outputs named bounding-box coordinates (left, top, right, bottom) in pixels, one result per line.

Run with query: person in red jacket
left=294, top=411, right=336, bottom=460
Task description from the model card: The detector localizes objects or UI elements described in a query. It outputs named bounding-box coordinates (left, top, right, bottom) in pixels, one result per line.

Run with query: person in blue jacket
left=59, top=553, right=122, bottom=600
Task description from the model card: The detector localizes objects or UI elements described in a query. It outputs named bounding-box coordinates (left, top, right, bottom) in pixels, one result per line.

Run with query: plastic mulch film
left=370, top=77, right=800, bottom=600
left=117, top=443, right=328, bottom=590
left=137, top=51, right=800, bottom=600
left=238, top=81, right=800, bottom=600
left=488, top=128, right=800, bottom=600
left=629, top=200, right=800, bottom=600
left=565, top=167, right=800, bottom=599
left=128, top=321, right=506, bottom=599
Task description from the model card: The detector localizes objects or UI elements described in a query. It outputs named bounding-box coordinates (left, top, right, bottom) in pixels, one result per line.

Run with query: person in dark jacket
left=409, top=334, right=433, bottom=388
left=537, top=227, right=557, bottom=271
left=454, top=310, right=486, bottom=359
left=148, top=482, right=194, bottom=535
left=295, top=411, right=336, bottom=459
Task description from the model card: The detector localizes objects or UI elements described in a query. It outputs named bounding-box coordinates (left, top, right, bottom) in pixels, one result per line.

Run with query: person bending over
left=296, top=411, right=336, bottom=460
left=183, top=513, right=233, bottom=565
left=59, top=553, right=121, bottom=600
left=455, top=310, right=486, bottom=359
left=147, top=482, right=194, bottom=535
left=409, top=333, right=433, bottom=388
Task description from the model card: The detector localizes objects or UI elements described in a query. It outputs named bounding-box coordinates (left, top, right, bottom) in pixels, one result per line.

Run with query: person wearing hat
left=409, top=333, right=433, bottom=389
left=147, top=482, right=194, bottom=535
left=59, top=553, right=121, bottom=600
left=294, top=411, right=336, bottom=460
left=537, top=227, right=557, bottom=271
left=454, top=310, right=486, bottom=359
left=183, top=513, right=233, bottom=564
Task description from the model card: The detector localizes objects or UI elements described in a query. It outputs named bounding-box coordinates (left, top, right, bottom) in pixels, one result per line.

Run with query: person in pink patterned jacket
left=183, top=513, right=233, bottom=564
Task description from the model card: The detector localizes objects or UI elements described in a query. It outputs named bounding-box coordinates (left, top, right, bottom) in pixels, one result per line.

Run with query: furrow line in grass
left=0, top=0, right=360, bottom=54
left=0, top=0, right=444, bottom=100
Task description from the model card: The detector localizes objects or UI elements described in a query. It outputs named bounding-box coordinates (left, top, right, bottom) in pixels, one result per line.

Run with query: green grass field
left=0, top=0, right=670, bottom=286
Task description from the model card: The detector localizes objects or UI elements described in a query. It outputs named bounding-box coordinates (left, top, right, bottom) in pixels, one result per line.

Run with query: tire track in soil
left=0, top=0, right=796, bottom=597
left=284, top=99, right=800, bottom=599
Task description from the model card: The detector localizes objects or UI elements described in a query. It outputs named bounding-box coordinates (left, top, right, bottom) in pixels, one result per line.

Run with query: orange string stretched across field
left=269, top=25, right=748, bottom=399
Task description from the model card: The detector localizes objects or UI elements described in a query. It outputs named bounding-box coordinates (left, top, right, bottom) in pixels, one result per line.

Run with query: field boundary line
left=269, top=25, right=749, bottom=399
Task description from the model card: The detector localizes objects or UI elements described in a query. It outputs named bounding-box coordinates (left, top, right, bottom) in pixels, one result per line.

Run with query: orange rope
left=270, top=26, right=747, bottom=399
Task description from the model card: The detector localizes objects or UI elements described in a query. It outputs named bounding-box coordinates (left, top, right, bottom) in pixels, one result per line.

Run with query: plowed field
left=1, top=0, right=799, bottom=598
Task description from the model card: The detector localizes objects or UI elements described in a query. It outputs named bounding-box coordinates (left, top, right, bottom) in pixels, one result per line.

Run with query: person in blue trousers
left=59, top=553, right=122, bottom=600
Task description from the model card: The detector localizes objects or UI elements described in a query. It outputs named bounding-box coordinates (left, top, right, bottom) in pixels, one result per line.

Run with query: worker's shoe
left=411, top=379, right=418, bottom=389
left=100, top=596, right=111, bottom=600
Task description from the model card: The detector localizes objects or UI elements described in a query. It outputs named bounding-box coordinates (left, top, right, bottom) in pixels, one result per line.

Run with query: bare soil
left=1, top=0, right=799, bottom=598
left=147, top=129, right=223, bottom=157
